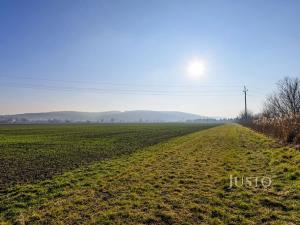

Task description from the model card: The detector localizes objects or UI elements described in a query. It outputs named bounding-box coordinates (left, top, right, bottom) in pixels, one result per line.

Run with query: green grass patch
left=0, top=124, right=299, bottom=224
left=0, top=123, right=216, bottom=190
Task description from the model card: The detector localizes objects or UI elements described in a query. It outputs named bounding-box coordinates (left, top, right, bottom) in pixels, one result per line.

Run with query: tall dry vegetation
left=251, top=114, right=300, bottom=144
left=246, top=77, right=300, bottom=145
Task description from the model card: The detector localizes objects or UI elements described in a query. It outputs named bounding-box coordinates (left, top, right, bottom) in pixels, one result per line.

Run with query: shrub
left=249, top=114, right=300, bottom=144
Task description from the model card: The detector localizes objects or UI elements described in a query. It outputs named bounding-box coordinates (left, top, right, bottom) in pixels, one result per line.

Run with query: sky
left=0, top=0, right=300, bottom=117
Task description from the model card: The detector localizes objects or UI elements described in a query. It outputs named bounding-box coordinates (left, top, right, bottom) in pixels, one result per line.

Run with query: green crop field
left=0, top=124, right=299, bottom=224
left=0, top=123, right=216, bottom=191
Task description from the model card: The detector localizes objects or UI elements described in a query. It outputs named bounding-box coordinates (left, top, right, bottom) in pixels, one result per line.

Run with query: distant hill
left=0, top=110, right=208, bottom=123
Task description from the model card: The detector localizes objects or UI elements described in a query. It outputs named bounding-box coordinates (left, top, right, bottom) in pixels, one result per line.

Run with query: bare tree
left=263, top=77, right=300, bottom=117
left=237, top=110, right=254, bottom=123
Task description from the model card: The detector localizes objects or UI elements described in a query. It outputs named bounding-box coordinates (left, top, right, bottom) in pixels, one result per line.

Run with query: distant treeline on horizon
left=0, top=110, right=233, bottom=124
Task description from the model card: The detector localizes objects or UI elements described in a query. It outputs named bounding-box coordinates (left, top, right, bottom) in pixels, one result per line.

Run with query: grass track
left=0, top=124, right=299, bottom=224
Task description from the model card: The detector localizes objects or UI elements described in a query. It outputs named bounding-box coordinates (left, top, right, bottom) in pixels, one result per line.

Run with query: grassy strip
left=0, top=124, right=299, bottom=224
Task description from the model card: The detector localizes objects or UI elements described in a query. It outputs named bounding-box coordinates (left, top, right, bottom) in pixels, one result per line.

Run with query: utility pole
left=243, top=86, right=248, bottom=118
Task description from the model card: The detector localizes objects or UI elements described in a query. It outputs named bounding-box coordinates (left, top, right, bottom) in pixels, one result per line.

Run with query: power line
left=0, top=75, right=267, bottom=98
left=0, top=75, right=250, bottom=88
left=1, top=82, right=246, bottom=96
left=243, top=86, right=248, bottom=116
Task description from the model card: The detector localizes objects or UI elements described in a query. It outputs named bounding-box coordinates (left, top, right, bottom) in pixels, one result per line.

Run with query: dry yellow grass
left=251, top=114, right=300, bottom=144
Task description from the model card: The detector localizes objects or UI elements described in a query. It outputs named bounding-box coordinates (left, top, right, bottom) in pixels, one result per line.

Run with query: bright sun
left=186, top=58, right=206, bottom=79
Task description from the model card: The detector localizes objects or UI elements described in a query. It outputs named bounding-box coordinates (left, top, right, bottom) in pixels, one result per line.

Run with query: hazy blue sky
left=1, top=0, right=300, bottom=117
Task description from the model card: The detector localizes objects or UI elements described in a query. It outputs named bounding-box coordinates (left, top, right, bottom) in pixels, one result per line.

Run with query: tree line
left=239, top=77, right=300, bottom=145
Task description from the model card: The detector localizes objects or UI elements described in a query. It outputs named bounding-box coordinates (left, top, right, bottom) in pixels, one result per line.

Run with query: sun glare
left=186, top=58, right=206, bottom=79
